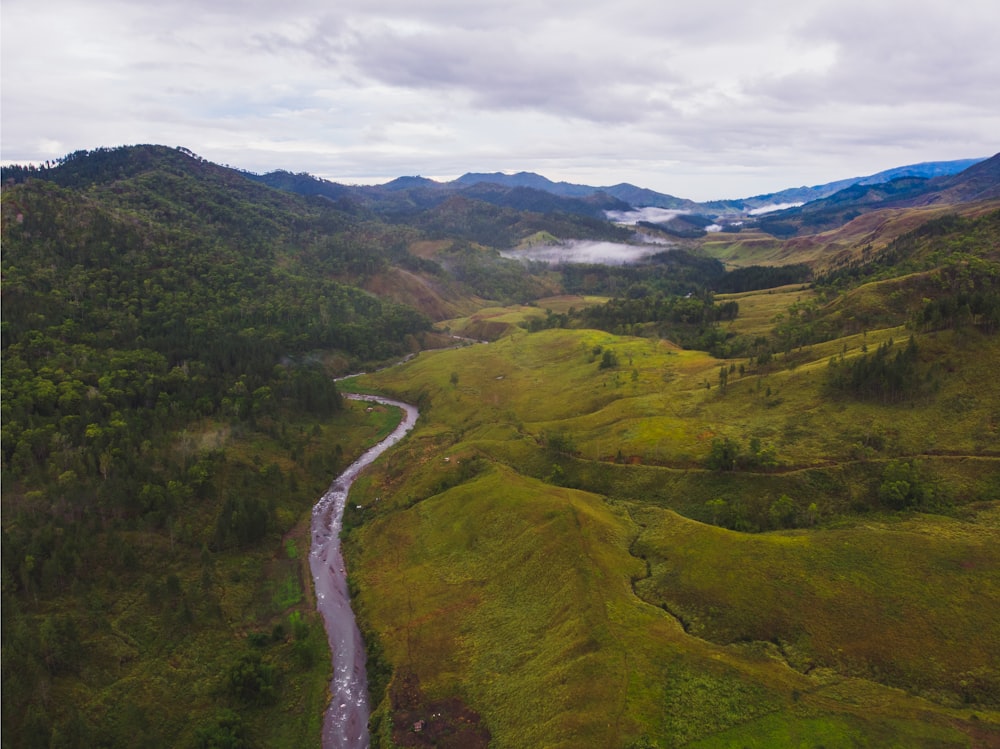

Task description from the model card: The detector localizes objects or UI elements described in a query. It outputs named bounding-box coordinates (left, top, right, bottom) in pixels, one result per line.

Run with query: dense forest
left=1, top=147, right=439, bottom=748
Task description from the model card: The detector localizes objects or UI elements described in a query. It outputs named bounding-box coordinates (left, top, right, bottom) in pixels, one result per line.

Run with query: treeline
left=913, top=262, right=1000, bottom=333
left=825, top=336, right=925, bottom=403
left=437, top=242, right=555, bottom=304
left=576, top=291, right=737, bottom=333
left=711, top=263, right=812, bottom=293
left=522, top=288, right=735, bottom=354
left=557, top=254, right=806, bottom=306
left=544, top=259, right=818, bottom=356
left=3, top=145, right=212, bottom=188
left=560, top=250, right=726, bottom=297
left=915, top=289, right=1000, bottom=332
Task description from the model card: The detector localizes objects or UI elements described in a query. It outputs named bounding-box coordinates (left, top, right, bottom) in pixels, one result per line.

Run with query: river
left=309, top=393, right=419, bottom=749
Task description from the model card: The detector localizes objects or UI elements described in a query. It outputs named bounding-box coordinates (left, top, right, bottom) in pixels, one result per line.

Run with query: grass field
left=341, top=315, right=1000, bottom=747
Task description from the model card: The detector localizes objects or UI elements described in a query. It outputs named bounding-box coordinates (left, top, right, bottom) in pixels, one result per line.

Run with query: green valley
left=3, top=146, right=999, bottom=748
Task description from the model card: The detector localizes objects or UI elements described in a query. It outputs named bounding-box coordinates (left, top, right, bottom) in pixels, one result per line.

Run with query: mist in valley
left=501, top=238, right=677, bottom=265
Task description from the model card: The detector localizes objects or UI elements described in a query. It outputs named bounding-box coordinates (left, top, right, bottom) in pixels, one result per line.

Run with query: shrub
left=227, top=652, right=278, bottom=706
left=195, top=709, right=250, bottom=749
left=878, top=460, right=932, bottom=509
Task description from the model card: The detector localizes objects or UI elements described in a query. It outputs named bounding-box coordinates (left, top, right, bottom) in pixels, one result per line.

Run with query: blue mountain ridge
left=452, top=159, right=986, bottom=212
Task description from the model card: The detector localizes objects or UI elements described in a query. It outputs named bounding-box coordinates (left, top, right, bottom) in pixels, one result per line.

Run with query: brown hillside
left=364, top=266, right=483, bottom=321
left=908, top=152, right=1000, bottom=206
left=809, top=198, right=1000, bottom=271
left=701, top=199, right=1000, bottom=271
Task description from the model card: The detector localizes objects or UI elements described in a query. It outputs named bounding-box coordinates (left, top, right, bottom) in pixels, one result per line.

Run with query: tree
left=878, top=460, right=932, bottom=509
left=195, top=710, right=250, bottom=749
left=768, top=494, right=796, bottom=529
left=706, top=438, right=740, bottom=471
left=227, top=652, right=277, bottom=706
left=546, top=431, right=576, bottom=455
left=706, top=498, right=728, bottom=525
left=39, top=614, right=82, bottom=675
left=825, top=336, right=922, bottom=403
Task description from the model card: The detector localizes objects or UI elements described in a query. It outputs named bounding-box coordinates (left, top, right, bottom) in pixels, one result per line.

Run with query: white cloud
left=2, top=0, right=998, bottom=200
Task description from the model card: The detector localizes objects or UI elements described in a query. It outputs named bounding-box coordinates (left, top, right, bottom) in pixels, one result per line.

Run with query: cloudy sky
left=2, top=0, right=998, bottom=200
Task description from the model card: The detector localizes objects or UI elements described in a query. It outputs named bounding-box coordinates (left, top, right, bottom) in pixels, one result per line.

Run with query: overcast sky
left=2, top=0, right=998, bottom=200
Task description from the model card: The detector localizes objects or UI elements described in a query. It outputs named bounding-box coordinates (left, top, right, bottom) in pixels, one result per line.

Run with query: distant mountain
left=601, top=183, right=702, bottom=210
left=248, top=169, right=629, bottom=222
left=240, top=158, right=991, bottom=224
left=856, top=158, right=986, bottom=185
left=752, top=154, right=1000, bottom=237
left=905, top=154, right=1000, bottom=205
left=458, top=182, right=629, bottom=216
left=455, top=171, right=699, bottom=210
left=235, top=152, right=997, bottom=237
left=452, top=160, right=986, bottom=214
left=378, top=175, right=441, bottom=192
left=740, top=158, right=986, bottom=211
left=454, top=171, right=596, bottom=198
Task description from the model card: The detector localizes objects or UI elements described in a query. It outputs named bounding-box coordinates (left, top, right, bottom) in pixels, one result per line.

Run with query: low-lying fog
left=604, top=207, right=690, bottom=224
left=501, top=239, right=673, bottom=266
left=502, top=199, right=806, bottom=266
left=748, top=202, right=804, bottom=215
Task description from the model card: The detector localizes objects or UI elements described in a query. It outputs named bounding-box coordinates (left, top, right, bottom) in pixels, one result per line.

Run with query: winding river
left=309, top=394, right=419, bottom=749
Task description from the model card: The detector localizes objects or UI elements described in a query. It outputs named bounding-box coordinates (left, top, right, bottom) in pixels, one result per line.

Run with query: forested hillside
left=0, top=147, right=440, bottom=747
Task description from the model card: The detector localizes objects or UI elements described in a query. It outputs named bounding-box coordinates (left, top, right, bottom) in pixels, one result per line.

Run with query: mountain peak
left=379, top=175, right=441, bottom=191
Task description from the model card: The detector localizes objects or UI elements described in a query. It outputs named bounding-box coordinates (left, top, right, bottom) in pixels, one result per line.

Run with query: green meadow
left=343, top=302, right=1000, bottom=747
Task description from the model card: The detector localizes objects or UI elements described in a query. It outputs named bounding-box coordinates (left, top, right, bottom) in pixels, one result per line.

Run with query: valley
left=2, top=146, right=999, bottom=748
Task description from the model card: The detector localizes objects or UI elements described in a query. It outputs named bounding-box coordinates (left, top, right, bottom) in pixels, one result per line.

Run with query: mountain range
left=247, top=156, right=987, bottom=217
left=242, top=153, right=998, bottom=242
left=751, top=154, right=1000, bottom=237
left=4, top=147, right=997, bottom=248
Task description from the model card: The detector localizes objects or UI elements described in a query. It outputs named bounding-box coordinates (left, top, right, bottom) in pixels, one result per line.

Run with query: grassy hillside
left=344, top=285, right=1000, bottom=746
